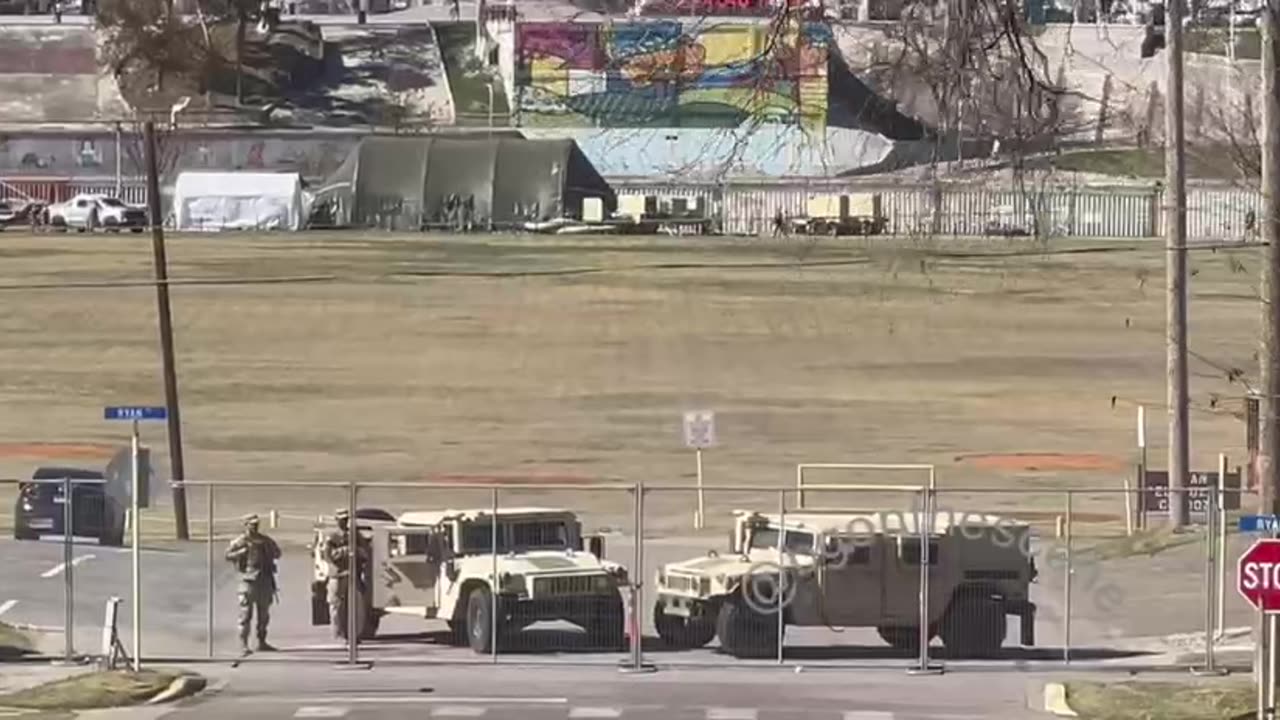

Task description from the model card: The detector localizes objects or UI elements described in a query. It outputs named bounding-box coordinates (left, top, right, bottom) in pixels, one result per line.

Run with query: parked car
left=46, top=194, right=147, bottom=232
left=0, top=200, right=18, bottom=229
left=13, top=466, right=125, bottom=546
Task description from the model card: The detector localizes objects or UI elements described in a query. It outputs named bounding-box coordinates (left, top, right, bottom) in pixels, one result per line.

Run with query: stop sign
left=1239, top=540, right=1280, bottom=612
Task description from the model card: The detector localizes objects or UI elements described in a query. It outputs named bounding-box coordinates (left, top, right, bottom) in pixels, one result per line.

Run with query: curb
left=145, top=674, right=208, bottom=705
left=1042, top=682, right=1079, bottom=717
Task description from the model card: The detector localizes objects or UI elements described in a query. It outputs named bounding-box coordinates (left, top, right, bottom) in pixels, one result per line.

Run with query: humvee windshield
left=749, top=526, right=816, bottom=554
left=458, top=519, right=573, bottom=554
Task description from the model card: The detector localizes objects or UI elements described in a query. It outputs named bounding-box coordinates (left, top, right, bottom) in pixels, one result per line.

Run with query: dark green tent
left=317, top=135, right=615, bottom=230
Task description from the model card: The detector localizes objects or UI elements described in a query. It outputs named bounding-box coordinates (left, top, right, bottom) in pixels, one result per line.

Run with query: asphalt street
left=157, top=663, right=1047, bottom=720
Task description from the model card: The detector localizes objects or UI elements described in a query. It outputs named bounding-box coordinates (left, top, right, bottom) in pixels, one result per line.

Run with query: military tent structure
left=315, top=135, right=615, bottom=230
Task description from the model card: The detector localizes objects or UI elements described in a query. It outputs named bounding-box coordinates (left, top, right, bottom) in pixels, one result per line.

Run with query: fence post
left=1193, top=472, right=1229, bottom=676
left=619, top=481, right=654, bottom=673
left=206, top=483, right=214, bottom=660
left=908, top=487, right=943, bottom=675
left=1064, top=491, right=1073, bottom=665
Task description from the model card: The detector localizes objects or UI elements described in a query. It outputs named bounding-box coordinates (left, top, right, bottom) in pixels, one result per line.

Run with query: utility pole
left=143, top=121, right=190, bottom=541
left=1262, top=0, right=1280, bottom=522
left=1165, top=0, right=1190, bottom=529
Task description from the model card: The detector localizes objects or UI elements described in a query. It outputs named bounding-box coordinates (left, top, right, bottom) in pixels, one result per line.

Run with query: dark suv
left=13, top=466, right=125, bottom=546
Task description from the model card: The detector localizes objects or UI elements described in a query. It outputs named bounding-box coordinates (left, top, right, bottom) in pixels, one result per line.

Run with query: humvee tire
left=940, top=592, right=1006, bottom=658
left=877, top=626, right=922, bottom=652
left=586, top=597, right=626, bottom=650
left=654, top=601, right=716, bottom=649
left=466, top=585, right=506, bottom=654
left=716, top=595, right=778, bottom=659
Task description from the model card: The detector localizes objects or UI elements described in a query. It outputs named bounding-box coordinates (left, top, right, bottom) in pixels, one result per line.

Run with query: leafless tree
left=98, top=0, right=205, bottom=95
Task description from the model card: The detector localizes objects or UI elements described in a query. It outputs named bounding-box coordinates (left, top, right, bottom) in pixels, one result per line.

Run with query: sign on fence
left=1139, top=469, right=1242, bottom=520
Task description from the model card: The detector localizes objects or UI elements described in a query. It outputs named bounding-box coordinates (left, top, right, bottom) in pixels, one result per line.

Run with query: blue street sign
left=1240, top=515, right=1280, bottom=533
left=103, top=406, right=168, bottom=421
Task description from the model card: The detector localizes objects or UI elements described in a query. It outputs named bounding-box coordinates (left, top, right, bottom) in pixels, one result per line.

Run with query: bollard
left=1055, top=515, right=1064, bottom=539
left=269, top=509, right=279, bottom=529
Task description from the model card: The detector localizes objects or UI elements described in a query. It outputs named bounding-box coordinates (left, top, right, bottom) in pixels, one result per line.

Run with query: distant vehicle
left=309, top=507, right=627, bottom=651
left=0, top=200, right=18, bottom=229
left=46, top=194, right=147, bottom=232
left=790, top=193, right=888, bottom=236
left=13, top=466, right=126, bottom=546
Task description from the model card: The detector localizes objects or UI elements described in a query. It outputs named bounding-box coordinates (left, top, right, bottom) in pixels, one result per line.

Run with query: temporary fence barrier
left=0, top=475, right=1247, bottom=674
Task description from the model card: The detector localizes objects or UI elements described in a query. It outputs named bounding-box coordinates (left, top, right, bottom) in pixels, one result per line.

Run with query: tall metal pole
left=1165, top=0, right=1191, bottom=530
left=143, top=121, right=190, bottom=541
left=206, top=484, right=214, bottom=659
left=62, top=476, right=74, bottom=663
left=130, top=420, right=141, bottom=672
left=347, top=482, right=358, bottom=666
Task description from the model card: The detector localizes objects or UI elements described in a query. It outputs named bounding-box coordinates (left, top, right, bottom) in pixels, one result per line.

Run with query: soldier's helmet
left=242, top=513, right=260, bottom=527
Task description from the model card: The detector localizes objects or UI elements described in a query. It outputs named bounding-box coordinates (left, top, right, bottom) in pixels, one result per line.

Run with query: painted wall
left=0, top=130, right=362, bottom=181
left=515, top=20, right=831, bottom=129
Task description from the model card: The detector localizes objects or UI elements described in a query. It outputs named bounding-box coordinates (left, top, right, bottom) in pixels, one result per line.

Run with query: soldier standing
left=322, top=509, right=369, bottom=641
left=225, top=513, right=282, bottom=656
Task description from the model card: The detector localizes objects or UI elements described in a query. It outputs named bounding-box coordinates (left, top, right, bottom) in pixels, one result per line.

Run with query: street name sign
left=103, top=406, right=168, bottom=421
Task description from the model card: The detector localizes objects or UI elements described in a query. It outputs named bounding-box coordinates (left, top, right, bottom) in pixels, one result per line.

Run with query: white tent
left=172, top=171, right=310, bottom=231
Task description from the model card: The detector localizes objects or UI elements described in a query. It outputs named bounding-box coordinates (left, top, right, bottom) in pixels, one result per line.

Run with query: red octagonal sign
left=1239, top=539, right=1280, bottom=612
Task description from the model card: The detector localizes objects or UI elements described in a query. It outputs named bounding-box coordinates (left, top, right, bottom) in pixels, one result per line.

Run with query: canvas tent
left=172, top=172, right=309, bottom=231
left=315, top=135, right=615, bottom=230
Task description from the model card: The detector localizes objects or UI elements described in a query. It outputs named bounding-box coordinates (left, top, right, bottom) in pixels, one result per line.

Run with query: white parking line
left=276, top=697, right=569, bottom=705
left=706, top=709, right=758, bottom=720
left=0, top=600, right=17, bottom=617
left=432, top=708, right=486, bottom=717
left=40, top=554, right=95, bottom=578
left=293, top=708, right=349, bottom=718
left=569, top=709, right=623, bottom=718
left=844, top=712, right=896, bottom=720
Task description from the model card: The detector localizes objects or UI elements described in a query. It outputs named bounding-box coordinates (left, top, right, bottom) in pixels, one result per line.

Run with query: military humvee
left=311, top=507, right=628, bottom=653
left=653, top=509, right=1037, bottom=658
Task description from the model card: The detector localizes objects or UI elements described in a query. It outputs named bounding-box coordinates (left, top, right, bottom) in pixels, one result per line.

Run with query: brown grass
left=0, top=232, right=1259, bottom=534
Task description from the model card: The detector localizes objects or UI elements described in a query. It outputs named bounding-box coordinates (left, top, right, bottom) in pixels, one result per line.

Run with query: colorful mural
left=516, top=20, right=831, bottom=129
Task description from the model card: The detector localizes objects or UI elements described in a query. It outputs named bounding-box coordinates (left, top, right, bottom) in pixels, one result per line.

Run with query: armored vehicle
left=311, top=507, right=628, bottom=653
left=653, top=509, right=1037, bottom=658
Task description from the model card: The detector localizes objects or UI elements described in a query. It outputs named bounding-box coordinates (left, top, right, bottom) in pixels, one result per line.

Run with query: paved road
left=158, top=663, right=1046, bottom=720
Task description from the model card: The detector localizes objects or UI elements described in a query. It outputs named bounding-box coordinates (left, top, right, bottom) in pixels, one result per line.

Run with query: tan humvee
left=311, top=507, right=628, bottom=653
left=653, top=509, right=1037, bottom=658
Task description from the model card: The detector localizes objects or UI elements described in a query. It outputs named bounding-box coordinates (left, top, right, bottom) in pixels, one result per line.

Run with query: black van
left=12, top=466, right=125, bottom=546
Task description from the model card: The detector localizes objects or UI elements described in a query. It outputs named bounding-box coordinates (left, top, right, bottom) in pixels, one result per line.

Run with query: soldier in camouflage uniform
left=225, top=513, right=282, bottom=656
left=322, top=508, right=370, bottom=641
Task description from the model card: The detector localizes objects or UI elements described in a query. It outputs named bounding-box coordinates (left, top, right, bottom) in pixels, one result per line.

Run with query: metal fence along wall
left=617, top=180, right=1263, bottom=241
left=1, top=177, right=1264, bottom=241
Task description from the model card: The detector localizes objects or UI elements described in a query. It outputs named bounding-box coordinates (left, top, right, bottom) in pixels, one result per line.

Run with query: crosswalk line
left=706, top=710, right=758, bottom=720
left=844, top=713, right=895, bottom=720
left=432, top=707, right=487, bottom=717
left=293, top=708, right=349, bottom=718
left=569, top=709, right=623, bottom=718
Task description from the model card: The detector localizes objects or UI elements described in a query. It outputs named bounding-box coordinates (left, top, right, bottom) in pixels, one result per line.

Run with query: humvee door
left=373, top=526, right=446, bottom=616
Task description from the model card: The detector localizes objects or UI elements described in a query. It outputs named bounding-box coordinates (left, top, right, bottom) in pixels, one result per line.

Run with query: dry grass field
left=0, top=231, right=1261, bottom=536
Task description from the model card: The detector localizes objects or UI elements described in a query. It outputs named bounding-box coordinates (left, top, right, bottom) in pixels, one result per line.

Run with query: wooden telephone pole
left=143, top=120, right=190, bottom=541
left=1165, top=0, right=1191, bottom=528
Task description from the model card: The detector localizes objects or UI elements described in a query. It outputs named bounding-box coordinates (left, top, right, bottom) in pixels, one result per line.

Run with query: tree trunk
left=236, top=16, right=246, bottom=105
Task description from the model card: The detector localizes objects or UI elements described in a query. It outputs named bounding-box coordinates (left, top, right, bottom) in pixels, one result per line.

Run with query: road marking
left=432, top=708, right=486, bottom=718
left=294, top=708, right=349, bottom=718
left=844, top=713, right=895, bottom=720
left=0, top=600, right=17, bottom=617
left=40, top=554, right=95, bottom=578
left=570, top=709, right=623, bottom=718
left=278, top=697, right=569, bottom=705
left=707, top=709, right=758, bottom=720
